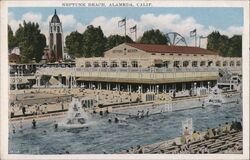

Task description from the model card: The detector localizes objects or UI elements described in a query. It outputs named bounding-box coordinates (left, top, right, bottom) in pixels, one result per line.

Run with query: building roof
left=51, top=9, right=60, bottom=23
left=9, top=53, right=20, bottom=59
left=126, top=43, right=218, bottom=55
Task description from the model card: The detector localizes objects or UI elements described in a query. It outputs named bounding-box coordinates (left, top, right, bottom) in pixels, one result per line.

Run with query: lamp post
left=208, top=81, right=210, bottom=93
left=138, top=86, right=141, bottom=98
left=70, top=73, right=73, bottom=89
left=194, top=82, right=197, bottom=96
left=15, top=72, right=18, bottom=90
left=156, top=85, right=159, bottom=99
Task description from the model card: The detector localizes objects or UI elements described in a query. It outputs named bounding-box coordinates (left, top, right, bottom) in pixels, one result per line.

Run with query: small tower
left=49, top=9, right=64, bottom=61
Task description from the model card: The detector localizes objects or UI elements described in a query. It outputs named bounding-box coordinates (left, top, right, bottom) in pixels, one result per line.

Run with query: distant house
left=9, top=53, right=21, bottom=64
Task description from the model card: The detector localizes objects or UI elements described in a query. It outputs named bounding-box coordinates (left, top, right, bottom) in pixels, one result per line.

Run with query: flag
left=190, top=29, right=197, bottom=37
left=118, top=18, right=126, bottom=27
left=130, top=25, right=137, bottom=33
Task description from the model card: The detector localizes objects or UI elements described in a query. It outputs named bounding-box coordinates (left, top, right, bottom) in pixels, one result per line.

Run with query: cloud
left=8, top=12, right=242, bottom=48
left=88, top=13, right=242, bottom=48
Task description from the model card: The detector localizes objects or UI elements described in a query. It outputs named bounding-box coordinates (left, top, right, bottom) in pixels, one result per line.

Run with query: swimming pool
left=9, top=96, right=242, bottom=154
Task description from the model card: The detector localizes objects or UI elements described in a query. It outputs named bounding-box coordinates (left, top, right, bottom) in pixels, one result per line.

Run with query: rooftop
left=51, top=9, right=60, bottom=23
left=126, top=43, right=218, bottom=55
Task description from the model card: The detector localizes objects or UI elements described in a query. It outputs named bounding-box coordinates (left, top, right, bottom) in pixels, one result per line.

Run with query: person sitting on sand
left=207, top=127, right=214, bottom=138
left=223, top=122, right=231, bottom=133
left=191, top=130, right=199, bottom=142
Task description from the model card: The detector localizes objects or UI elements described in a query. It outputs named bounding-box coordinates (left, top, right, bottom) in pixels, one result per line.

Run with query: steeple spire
left=54, top=9, right=57, bottom=15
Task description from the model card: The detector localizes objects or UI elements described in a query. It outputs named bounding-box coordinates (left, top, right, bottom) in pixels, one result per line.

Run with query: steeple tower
left=49, top=9, right=64, bottom=61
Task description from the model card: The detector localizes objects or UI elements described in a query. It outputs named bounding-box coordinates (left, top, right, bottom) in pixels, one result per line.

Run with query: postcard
left=0, top=0, right=249, bottom=160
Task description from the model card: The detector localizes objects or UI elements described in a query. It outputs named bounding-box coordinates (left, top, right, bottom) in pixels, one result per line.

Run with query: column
left=38, top=77, right=40, bottom=87
left=66, top=77, right=68, bottom=87
left=36, top=78, right=38, bottom=86
left=70, top=76, right=73, bottom=89
left=15, top=72, right=18, bottom=90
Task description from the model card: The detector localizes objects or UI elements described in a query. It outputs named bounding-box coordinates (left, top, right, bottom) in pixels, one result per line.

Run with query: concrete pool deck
left=9, top=88, right=240, bottom=123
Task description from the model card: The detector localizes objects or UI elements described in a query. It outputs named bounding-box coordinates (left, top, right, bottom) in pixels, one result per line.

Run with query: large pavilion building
left=35, top=43, right=241, bottom=94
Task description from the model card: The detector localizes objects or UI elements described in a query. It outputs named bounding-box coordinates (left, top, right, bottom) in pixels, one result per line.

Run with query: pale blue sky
left=9, top=7, right=243, bottom=30
left=8, top=7, right=243, bottom=47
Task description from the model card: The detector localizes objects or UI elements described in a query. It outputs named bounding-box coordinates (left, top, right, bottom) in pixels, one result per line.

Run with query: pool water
left=9, top=97, right=242, bottom=154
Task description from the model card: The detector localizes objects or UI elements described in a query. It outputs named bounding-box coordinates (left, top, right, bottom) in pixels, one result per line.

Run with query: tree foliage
left=82, top=25, right=107, bottom=57
left=65, top=31, right=83, bottom=58
left=207, top=31, right=242, bottom=57
left=13, top=21, right=46, bottom=63
left=139, top=29, right=168, bottom=44
left=8, top=25, right=17, bottom=52
left=105, top=34, right=133, bottom=50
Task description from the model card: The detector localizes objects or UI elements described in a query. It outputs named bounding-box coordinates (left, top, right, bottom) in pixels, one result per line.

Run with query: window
left=183, top=61, right=189, bottom=67
left=170, top=54, right=173, bottom=56
left=230, top=61, right=234, bottom=66
left=216, top=61, right=221, bottom=67
left=200, top=61, right=206, bottom=67
left=201, top=55, right=204, bottom=56
left=93, top=62, right=99, bottom=67
left=163, top=61, right=169, bottom=68
left=102, top=61, right=108, bottom=67
left=194, top=54, right=197, bottom=56
left=121, top=61, right=127, bottom=67
left=111, top=61, right=118, bottom=68
left=173, top=61, right=180, bottom=68
left=236, top=61, right=241, bottom=66
left=152, top=53, right=156, bottom=55
left=192, top=61, right=198, bottom=67
left=161, top=53, right=165, bottom=56
left=85, top=61, right=91, bottom=68
left=223, top=61, right=228, bottom=67
left=131, top=61, right=138, bottom=68
left=178, top=54, right=182, bottom=56
left=57, top=26, right=60, bottom=33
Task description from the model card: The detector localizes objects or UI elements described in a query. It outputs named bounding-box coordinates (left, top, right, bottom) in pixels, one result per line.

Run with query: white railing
left=36, top=66, right=219, bottom=75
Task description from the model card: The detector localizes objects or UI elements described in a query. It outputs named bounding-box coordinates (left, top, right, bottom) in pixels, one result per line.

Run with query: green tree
left=8, top=25, right=17, bottom=52
left=207, top=31, right=241, bottom=57
left=139, top=29, right=168, bottom=44
left=82, top=25, right=107, bottom=57
left=15, top=21, right=46, bottom=63
left=207, top=31, right=222, bottom=54
left=228, top=35, right=242, bottom=57
left=65, top=31, right=84, bottom=58
left=105, top=34, right=133, bottom=50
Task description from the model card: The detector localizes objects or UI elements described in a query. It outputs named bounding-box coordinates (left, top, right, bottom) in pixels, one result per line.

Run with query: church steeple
left=54, top=9, right=57, bottom=15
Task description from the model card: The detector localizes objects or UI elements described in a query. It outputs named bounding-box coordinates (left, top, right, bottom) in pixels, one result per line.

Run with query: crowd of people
left=123, top=119, right=242, bottom=154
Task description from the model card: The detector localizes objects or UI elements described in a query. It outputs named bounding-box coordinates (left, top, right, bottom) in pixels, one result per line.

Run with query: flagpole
left=135, top=28, right=137, bottom=42
left=125, top=17, right=126, bottom=42
left=195, top=32, right=197, bottom=47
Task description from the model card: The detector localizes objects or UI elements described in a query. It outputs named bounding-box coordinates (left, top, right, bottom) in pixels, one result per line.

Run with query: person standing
left=32, top=119, right=36, bottom=129
left=22, top=106, right=26, bottom=115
